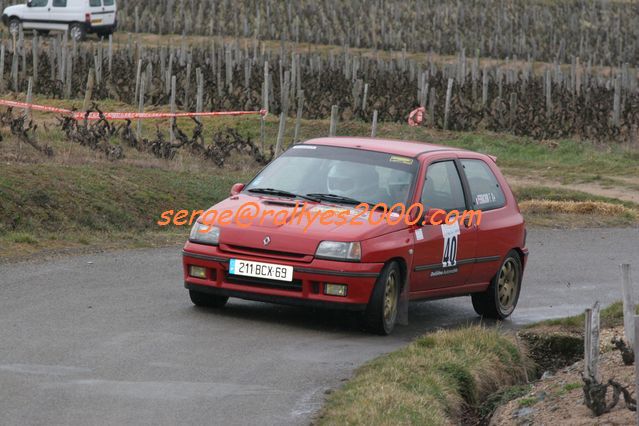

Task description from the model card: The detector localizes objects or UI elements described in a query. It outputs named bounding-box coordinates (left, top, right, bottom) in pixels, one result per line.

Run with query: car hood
left=204, top=194, right=406, bottom=255
left=3, top=5, right=25, bottom=15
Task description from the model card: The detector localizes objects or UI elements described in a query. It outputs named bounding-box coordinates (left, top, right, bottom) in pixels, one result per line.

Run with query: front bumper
left=182, top=243, right=383, bottom=311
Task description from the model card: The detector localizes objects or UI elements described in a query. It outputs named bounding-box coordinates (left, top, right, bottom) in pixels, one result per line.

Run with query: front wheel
left=364, top=261, right=401, bottom=335
left=8, top=18, right=21, bottom=37
left=69, top=23, right=86, bottom=41
left=189, top=290, right=228, bottom=308
left=472, top=250, right=522, bottom=319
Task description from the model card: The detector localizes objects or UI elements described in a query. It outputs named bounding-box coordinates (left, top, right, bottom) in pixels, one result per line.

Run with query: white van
left=2, top=0, right=117, bottom=41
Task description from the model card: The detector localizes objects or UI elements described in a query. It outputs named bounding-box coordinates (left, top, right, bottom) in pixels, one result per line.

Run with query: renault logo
left=263, top=236, right=271, bottom=246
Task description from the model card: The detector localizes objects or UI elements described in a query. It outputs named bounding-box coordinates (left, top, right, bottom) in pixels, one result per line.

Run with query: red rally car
left=182, top=137, right=529, bottom=335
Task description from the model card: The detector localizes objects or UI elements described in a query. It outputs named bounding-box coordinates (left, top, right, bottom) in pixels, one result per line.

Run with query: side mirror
left=230, top=183, right=245, bottom=196
left=422, top=208, right=444, bottom=226
left=27, top=0, right=33, bottom=7
left=410, top=206, right=434, bottom=226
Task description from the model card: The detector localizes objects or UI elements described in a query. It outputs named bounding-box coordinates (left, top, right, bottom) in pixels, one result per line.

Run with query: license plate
left=229, top=259, right=293, bottom=282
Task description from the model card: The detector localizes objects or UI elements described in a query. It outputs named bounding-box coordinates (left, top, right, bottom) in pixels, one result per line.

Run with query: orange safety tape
left=0, top=99, right=268, bottom=121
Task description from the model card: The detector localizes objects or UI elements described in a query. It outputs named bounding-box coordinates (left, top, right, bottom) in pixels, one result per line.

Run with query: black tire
left=364, top=261, right=401, bottom=335
left=8, top=18, right=20, bottom=37
left=472, top=250, right=522, bottom=320
left=189, top=290, right=228, bottom=308
left=69, top=23, right=86, bottom=41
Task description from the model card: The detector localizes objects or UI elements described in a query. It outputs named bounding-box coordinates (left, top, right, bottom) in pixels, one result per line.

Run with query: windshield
left=244, top=145, right=419, bottom=206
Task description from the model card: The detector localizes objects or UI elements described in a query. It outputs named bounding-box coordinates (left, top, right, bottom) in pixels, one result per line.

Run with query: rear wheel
left=472, top=250, right=522, bottom=319
left=364, top=261, right=401, bottom=335
left=69, top=23, right=86, bottom=41
left=8, top=18, right=21, bottom=37
left=189, top=290, right=228, bottom=308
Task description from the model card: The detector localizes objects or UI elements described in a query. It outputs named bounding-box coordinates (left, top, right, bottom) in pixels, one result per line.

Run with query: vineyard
left=64, top=0, right=639, bottom=65
left=0, top=24, right=638, bottom=144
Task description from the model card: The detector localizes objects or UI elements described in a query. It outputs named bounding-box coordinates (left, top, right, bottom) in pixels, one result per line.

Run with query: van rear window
left=103, top=0, right=114, bottom=5
left=89, top=0, right=101, bottom=6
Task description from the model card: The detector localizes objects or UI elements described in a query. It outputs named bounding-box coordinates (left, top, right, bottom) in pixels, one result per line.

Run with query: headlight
left=189, top=222, right=220, bottom=246
left=315, top=241, right=361, bottom=261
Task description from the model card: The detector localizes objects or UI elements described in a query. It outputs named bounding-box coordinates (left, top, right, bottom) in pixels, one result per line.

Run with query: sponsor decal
left=430, top=267, right=459, bottom=277
left=389, top=156, right=414, bottom=165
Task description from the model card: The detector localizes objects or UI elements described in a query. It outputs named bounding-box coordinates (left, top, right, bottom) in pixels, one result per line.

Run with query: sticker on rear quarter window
left=389, top=156, right=414, bottom=165
left=475, top=193, right=496, bottom=205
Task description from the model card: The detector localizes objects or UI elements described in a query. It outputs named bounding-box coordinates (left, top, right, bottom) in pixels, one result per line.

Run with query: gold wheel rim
left=498, top=259, right=519, bottom=311
left=383, top=271, right=398, bottom=324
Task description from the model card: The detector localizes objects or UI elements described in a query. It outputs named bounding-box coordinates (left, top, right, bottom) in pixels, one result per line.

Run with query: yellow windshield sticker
left=389, top=156, right=414, bottom=165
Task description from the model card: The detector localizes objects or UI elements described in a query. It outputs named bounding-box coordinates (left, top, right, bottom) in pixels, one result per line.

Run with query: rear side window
left=89, top=0, right=101, bottom=6
left=421, top=161, right=466, bottom=212
left=52, top=0, right=67, bottom=7
left=461, top=159, right=506, bottom=211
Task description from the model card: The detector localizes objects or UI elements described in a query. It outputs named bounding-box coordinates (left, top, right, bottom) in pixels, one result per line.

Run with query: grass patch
left=477, top=384, right=532, bottom=421
left=518, top=397, right=538, bottom=408
left=514, top=186, right=638, bottom=209
left=519, top=200, right=633, bottom=216
left=551, top=381, right=583, bottom=397
left=513, top=186, right=638, bottom=228
left=8, top=231, right=39, bottom=245
left=0, top=162, right=252, bottom=259
left=317, top=326, right=533, bottom=426
left=525, top=301, right=631, bottom=332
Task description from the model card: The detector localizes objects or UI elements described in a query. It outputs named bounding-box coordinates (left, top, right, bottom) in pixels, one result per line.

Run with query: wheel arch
left=512, top=247, right=526, bottom=270
left=386, top=257, right=408, bottom=291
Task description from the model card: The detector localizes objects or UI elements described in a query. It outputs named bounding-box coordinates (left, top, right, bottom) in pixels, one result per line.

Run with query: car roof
left=302, top=137, right=471, bottom=159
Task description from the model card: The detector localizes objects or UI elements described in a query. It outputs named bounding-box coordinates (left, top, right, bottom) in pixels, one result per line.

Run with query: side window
left=421, top=161, right=466, bottom=212
left=89, top=0, right=102, bottom=6
left=52, top=0, right=67, bottom=7
left=461, top=159, right=506, bottom=211
left=30, top=0, right=49, bottom=7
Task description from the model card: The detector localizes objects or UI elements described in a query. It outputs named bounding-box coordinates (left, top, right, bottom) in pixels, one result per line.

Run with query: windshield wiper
left=248, top=188, right=320, bottom=202
left=305, top=193, right=366, bottom=206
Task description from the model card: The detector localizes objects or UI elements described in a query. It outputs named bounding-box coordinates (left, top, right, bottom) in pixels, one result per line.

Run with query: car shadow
left=186, top=296, right=512, bottom=339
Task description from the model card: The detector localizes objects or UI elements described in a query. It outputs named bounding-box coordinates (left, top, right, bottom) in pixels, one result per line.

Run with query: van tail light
left=85, top=13, right=91, bottom=23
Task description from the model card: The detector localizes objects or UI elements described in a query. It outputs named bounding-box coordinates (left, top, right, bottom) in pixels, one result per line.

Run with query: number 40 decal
left=441, top=222, right=460, bottom=268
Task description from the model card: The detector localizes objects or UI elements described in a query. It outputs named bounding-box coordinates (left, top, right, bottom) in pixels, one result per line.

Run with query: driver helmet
left=327, top=162, right=379, bottom=198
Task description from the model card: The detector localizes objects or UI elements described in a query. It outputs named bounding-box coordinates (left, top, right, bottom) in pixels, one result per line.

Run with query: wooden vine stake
left=621, top=264, right=635, bottom=347
left=371, top=110, right=378, bottom=137
left=82, top=67, right=95, bottom=113
left=634, top=314, right=639, bottom=425
left=584, top=302, right=600, bottom=382
left=329, top=105, right=338, bottom=136
left=274, top=112, right=286, bottom=157
left=444, top=78, right=453, bottom=130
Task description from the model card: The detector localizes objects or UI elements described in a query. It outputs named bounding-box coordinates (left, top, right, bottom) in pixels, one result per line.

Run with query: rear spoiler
left=487, top=155, right=498, bottom=163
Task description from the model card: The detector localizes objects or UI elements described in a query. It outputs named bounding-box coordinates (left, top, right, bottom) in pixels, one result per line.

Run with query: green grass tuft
left=525, top=301, right=635, bottom=331
left=317, top=326, right=533, bottom=426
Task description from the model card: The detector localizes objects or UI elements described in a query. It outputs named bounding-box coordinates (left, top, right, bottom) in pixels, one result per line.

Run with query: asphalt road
left=1, top=227, right=638, bottom=426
